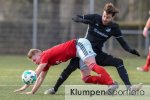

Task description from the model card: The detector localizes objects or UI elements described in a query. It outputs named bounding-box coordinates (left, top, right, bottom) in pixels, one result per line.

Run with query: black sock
left=53, top=58, right=79, bottom=92
left=53, top=71, right=69, bottom=92
left=117, top=65, right=131, bottom=87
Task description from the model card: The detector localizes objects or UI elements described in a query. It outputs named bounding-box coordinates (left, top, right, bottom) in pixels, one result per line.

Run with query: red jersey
left=41, top=39, right=77, bottom=71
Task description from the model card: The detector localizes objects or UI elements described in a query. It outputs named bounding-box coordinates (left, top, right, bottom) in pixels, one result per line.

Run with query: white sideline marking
left=0, top=76, right=78, bottom=77
left=0, top=76, right=60, bottom=77
left=0, top=85, right=65, bottom=87
left=0, top=76, right=12, bottom=77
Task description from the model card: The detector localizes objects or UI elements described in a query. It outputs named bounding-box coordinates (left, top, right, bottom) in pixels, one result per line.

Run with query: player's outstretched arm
left=31, top=70, right=48, bottom=94
left=14, top=63, right=47, bottom=93
left=116, top=37, right=140, bottom=56
left=23, top=71, right=48, bottom=94
left=72, top=15, right=93, bottom=24
left=14, top=84, right=30, bottom=92
left=21, top=63, right=47, bottom=94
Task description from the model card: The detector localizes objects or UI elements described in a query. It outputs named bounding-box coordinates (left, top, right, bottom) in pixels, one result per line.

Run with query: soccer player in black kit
left=44, top=3, right=142, bottom=94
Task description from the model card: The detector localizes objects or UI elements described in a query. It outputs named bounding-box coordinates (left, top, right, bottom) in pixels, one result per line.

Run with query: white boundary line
left=1, top=84, right=150, bottom=87
left=0, top=85, right=65, bottom=87
left=0, top=76, right=78, bottom=77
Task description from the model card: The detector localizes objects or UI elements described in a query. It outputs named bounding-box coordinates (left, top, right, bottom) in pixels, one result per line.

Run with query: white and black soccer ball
left=22, top=70, right=37, bottom=85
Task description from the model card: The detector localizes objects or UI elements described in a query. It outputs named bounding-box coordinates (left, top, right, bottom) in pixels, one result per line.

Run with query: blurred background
left=0, top=0, right=150, bottom=56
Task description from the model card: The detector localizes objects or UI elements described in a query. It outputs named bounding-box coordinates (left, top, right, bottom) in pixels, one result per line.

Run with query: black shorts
left=95, top=51, right=122, bottom=67
left=71, top=51, right=121, bottom=69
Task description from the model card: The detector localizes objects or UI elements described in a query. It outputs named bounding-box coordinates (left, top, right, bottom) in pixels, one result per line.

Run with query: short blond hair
left=27, top=49, right=42, bottom=59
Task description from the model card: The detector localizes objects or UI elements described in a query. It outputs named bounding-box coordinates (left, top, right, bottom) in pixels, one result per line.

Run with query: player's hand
left=20, top=91, right=33, bottom=95
left=14, top=85, right=29, bottom=93
left=72, top=16, right=83, bottom=23
left=130, top=49, right=140, bottom=56
left=14, top=88, right=25, bottom=92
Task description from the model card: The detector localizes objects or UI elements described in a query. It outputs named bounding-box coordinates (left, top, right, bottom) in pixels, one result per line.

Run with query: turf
left=0, top=55, right=150, bottom=100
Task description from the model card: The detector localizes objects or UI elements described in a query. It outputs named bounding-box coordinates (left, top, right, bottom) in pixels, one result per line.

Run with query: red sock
left=90, top=64, right=113, bottom=85
left=143, top=52, right=150, bottom=70
left=83, top=75, right=110, bottom=85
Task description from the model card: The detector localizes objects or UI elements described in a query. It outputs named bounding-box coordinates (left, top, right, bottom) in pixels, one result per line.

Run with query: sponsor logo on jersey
left=95, top=24, right=99, bottom=26
left=93, top=28, right=108, bottom=38
left=105, top=28, right=111, bottom=32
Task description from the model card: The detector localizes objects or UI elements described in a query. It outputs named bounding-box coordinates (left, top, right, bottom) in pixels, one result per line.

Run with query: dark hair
left=103, top=3, right=119, bottom=17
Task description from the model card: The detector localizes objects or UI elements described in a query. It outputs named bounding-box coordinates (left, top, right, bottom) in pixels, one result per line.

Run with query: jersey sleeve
left=83, top=14, right=95, bottom=21
left=42, top=64, right=51, bottom=72
left=77, top=14, right=97, bottom=24
left=113, top=24, right=123, bottom=39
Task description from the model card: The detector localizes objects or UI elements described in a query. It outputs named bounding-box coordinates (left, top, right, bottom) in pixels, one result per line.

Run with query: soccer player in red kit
left=14, top=38, right=118, bottom=94
left=137, top=10, right=150, bottom=72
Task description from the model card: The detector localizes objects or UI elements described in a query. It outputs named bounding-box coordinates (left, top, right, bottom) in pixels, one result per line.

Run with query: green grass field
left=0, top=55, right=150, bottom=100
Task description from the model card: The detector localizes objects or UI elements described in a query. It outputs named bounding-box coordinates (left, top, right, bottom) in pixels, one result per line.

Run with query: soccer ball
left=22, top=70, right=37, bottom=85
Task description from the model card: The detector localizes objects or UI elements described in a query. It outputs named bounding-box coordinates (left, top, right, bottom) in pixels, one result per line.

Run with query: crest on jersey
left=95, top=23, right=99, bottom=26
left=105, top=28, right=111, bottom=32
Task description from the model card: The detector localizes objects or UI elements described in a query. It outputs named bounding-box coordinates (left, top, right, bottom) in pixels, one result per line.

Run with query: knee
left=84, top=56, right=96, bottom=65
left=113, top=58, right=124, bottom=68
left=84, top=57, right=96, bottom=69
left=117, top=58, right=123, bottom=64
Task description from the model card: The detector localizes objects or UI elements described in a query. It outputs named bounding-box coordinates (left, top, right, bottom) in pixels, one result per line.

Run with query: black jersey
left=72, top=14, right=138, bottom=54
left=81, top=14, right=122, bottom=51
